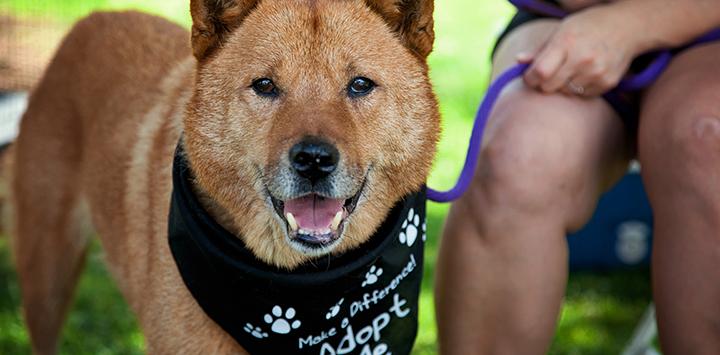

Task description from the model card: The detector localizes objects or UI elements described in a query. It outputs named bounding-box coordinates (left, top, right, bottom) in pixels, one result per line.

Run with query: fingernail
left=516, top=52, right=532, bottom=62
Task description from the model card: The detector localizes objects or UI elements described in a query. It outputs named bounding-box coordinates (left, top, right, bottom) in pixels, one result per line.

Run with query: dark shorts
left=492, top=6, right=642, bottom=134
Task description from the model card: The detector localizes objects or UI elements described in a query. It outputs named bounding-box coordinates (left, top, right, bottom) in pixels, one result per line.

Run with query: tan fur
left=10, top=0, right=439, bottom=353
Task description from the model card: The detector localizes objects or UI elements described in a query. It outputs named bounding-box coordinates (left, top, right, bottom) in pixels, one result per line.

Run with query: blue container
left=567, top=170, right=654, bottom=270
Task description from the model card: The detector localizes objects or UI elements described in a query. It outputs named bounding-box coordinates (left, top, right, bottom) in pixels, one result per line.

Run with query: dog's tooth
left=286, top=213, right=298, bottom=231
left=331, top=211, right=343, bottom=231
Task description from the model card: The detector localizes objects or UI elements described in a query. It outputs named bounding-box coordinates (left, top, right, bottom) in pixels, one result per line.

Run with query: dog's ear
left=190, top=0, right=260, bottom=60
left=365, top=0, right=435, bottom=59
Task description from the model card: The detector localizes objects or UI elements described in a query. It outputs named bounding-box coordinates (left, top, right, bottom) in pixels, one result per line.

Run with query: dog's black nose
left=289, top=138, right=339, bottom=182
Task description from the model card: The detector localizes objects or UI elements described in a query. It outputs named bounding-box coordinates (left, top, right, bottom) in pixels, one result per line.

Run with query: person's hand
left=518, top=5, right=641, bottom=97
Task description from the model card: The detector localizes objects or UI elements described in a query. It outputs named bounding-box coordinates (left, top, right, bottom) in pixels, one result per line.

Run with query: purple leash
left=427, top=0, right=720, bottom=202
left=427, top=63, right=528, bottom=202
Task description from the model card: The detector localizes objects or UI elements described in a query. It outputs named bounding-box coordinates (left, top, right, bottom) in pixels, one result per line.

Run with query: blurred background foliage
left=0, top=0, right=651, bottom=354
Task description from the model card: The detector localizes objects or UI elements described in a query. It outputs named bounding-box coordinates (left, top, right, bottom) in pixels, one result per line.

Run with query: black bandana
left=168, top=147, right=427, bottom=355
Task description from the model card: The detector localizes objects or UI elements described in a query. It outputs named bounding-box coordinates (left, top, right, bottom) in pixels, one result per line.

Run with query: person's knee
left=479, top=136, right=570, bottom=211
left=466, top=100, right=588, bottom=217
left=678, top=114, right=720, bottom=162
left=640, top=106, right=720, bottom=177
left=640, top=50, right=720, bottom=178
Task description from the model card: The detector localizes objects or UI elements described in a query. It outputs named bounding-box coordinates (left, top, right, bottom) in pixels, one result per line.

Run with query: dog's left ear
left=365, top=0, right=435, bottom=59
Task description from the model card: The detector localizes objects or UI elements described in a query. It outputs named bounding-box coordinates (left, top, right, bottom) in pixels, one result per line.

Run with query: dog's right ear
left=190, top=0, right=260, bottom=60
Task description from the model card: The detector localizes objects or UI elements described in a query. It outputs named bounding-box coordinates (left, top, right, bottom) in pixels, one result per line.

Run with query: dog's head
left=184, top=0, right=439, bottom=268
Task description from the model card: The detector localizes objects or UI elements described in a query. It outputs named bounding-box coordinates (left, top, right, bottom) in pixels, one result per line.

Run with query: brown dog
left=10, top=0, right=439, bottom=353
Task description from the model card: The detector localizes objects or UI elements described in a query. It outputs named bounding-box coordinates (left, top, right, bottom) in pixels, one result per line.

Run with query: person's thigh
left=638, top=42, right=720, bottom=353
left=435, top=20, right=631, bottom=354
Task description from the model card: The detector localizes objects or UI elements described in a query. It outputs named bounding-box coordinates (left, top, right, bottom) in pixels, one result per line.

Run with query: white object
left=621, top=304, right=660, bottom=355
left=0, top=92, right=28, bottom=146
left=616, top=220, right=651, bottom=265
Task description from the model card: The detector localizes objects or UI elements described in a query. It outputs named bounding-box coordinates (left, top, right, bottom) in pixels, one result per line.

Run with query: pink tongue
left=284, top=195, right=344, bottom=231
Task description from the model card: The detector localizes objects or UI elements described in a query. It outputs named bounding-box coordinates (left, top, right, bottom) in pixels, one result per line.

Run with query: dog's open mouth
left=271, top=187, right=363, bottom=250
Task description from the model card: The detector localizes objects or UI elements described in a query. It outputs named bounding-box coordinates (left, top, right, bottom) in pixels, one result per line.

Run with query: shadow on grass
left=554, top=269, right=651, bottom=354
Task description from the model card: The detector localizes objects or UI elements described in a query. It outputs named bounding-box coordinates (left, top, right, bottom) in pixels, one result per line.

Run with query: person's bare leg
left=639, top=42, right=720, bottom=355
left=435, top=20, right=630, bottom=355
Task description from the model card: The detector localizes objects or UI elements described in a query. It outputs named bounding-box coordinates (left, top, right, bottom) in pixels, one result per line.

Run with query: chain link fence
left=1, top=2, right=71, bottom=91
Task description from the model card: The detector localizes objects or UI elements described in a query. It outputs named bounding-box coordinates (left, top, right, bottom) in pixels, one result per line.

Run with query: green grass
left=0, top=0, right=652, bottom=354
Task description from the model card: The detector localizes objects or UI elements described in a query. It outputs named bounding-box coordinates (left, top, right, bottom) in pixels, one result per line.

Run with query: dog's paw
left=325, top=298, right=344, bottom=319
left=243, top=323, right=268, bottom=339
left=264, top=305, right=301, bottom=334
left=361, top=265, right=383, bottom=287
left=399, top=208, right=421, bottom=247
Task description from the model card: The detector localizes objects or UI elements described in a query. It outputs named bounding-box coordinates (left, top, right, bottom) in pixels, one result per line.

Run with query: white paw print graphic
left=362, top=265, right=383, bottom=287
left=264, top=306, right=301, bottom=334
left=325, top=298, right=344, bottom=319
left=399, top=208, right=421, bottom=247
left=243, top=323, right=268, bottom=339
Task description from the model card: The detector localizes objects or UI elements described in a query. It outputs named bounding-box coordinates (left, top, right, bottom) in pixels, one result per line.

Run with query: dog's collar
left=168, top=144, right=427, bottom=354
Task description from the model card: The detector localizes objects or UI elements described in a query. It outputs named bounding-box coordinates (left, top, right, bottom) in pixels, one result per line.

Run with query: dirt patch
left=0, top=15, right=69, bottom=91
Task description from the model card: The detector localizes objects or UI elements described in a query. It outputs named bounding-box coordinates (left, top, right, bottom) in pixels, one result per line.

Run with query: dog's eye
left=347, top=77, right=375, bottom=98
left=252, top=78, right=278, bottom=97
